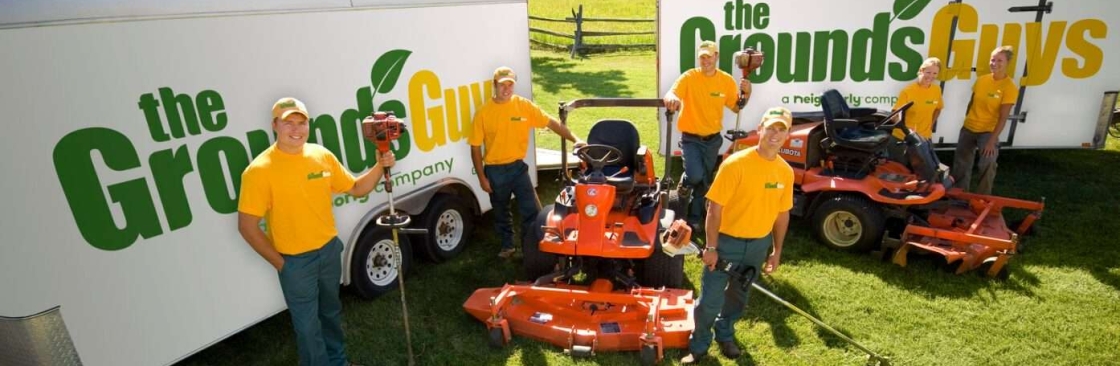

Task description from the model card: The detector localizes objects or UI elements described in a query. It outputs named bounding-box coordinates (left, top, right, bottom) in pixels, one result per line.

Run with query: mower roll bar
left=558, top=98, right=676, bottom=188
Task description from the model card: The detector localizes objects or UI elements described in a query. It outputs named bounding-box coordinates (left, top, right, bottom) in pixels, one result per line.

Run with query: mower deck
left=463, top=279, right=694, bottom=361
left=893, top=188, right=1044, bottom=277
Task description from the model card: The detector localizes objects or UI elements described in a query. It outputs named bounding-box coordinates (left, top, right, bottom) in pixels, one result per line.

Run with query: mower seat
left=821, top=89, right=890, bottom=152
left=587, top=119, right=639, bottom=196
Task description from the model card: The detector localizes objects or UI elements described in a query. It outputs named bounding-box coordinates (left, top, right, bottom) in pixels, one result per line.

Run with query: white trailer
left=657, top=0, right=1120, bottom=153
left=0, top=1, right=538, bottom=364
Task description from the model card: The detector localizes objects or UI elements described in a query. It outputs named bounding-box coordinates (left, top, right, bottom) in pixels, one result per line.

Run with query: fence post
left=570, top=5, right=583, bottom=58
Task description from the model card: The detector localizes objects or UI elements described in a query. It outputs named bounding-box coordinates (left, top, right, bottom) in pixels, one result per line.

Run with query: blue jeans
left=484, top=160, right=540, bottom=250
left=279, top=237, right=348, bottom=366
left=689, top=233, right=773, bottom=355
left=679, top=133, right=724, bottom=225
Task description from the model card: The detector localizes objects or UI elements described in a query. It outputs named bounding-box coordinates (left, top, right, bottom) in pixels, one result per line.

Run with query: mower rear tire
left=351, top=228, right=413, bottom=300
left=812, top=195, right=885, bottom=252
left=640, top=238, right=685, bottom=288
left=416, top=193, right=473, bottom=263
left=523, top=204, right=559, bottom=280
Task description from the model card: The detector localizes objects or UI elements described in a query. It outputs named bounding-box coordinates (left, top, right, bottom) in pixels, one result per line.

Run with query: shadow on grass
left=532, top=56, right=634, bottom=98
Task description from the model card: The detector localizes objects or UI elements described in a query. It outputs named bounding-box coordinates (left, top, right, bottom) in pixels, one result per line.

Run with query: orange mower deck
left=893, top=188, right=1044, bottom=277
left=463, top=279, right=694, bottom=361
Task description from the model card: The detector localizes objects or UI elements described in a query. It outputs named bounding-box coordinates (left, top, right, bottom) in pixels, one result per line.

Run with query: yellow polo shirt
left=669, top=68, right=739, bottom=136
left=468, top=95, right=551, bottom=165
left=706, top=147, right=794, bottom=239
left=892, top=82, right=943, bottom=140
left=963, top=74, right=1018, bottom=133
left=238, top=144, right=356, bottom=255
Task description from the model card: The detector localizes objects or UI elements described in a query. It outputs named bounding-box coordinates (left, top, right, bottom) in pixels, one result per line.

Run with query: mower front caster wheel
left=640, top=344, right=658, bottom=366
left=488, top=327, right=506, bottom=349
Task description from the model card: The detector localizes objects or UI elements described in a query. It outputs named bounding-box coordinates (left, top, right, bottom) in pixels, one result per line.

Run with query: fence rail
left=528, top=5, right=655, bottom=58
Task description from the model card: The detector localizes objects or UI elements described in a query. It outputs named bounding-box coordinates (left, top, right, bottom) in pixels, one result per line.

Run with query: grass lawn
left=181, top=2, right=1120, bottom=365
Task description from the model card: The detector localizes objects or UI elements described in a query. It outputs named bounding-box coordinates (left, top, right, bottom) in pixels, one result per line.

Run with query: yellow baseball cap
left=759, top=107, right=792, bottom=129
left=272, top=97, right=308, bottom=120
left=698, top=40, right=718, bottom=57
left=493, top=66, right=517, bottom=84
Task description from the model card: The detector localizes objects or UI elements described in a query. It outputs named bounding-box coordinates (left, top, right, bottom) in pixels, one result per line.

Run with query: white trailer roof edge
left=0, top=0, right=526, bottom=29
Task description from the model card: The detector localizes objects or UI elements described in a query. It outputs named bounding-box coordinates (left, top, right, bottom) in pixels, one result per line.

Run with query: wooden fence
left=528, top=5, right=655, bottom=58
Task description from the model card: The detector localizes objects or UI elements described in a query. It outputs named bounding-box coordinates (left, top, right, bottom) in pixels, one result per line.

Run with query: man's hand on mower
left=702, top=250, right=718, bottom=270
left=378, top=151, right=396, bottom=169
left=573, top=139, right=587, bottom=149
left=478, top=176, right=493, bottom=193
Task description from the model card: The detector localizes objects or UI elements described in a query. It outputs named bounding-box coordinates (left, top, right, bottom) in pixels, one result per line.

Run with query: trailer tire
left=666, top=189, right=686, bottom=222
left=523, top=204, right=559, bottom=280
left=639, top=235, right=685, bottom=288
left=416, top=193, right=474, bottom=263
left=812, top=195, right=884, bottom=252
left=351, top=228, right=413, bottom=300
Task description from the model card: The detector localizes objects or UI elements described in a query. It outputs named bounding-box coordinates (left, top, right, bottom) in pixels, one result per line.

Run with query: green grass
left=528, top=0, right=656, bottom=49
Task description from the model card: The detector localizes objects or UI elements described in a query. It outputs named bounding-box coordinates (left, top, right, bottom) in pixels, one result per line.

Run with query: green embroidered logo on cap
left=277, top=100, right=297, bottom=108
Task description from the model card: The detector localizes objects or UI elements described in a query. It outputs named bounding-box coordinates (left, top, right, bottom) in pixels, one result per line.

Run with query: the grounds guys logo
left=679, top=0, right=1106, bottom=87
left=52, top=50, right=491, bottom=251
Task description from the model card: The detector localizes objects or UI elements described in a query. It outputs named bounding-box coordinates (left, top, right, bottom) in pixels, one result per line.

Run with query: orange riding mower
left=705, top=89, right=1044, bottom=278
left=463, top=99, right=700, bottom=365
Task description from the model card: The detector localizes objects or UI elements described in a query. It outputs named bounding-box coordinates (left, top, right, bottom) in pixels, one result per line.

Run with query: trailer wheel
left=416, top=193, right=474, bottom=262
left=639, top=344, right=657, bottom=366
left=351, top=228, right=413, bottom=300
left=523, top=204, right=559, bottom=280
left=487, top=327, right=505, bottom=349
left=640, top=233, right=685, bottom=288
left=812, top=195, right=885, bottom=252
left=666, top=189, right=686, bottom=223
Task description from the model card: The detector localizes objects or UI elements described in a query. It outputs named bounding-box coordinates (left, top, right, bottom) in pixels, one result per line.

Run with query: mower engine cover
left=733, top=48, right=764, bottom=73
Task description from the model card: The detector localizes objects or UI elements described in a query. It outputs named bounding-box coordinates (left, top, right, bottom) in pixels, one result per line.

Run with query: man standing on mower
left=470, top=66, right=585, bottom=258
left=951, top=46, right=1018, bottom=195
left=237, top=97, right=394, bottom=366
left=682, top=107, right=793, bottom=364
left=663, top=40, right=752, bottom=232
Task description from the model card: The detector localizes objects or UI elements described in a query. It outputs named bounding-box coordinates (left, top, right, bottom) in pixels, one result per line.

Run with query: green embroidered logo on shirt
left=510, top=116, right=527, bottom=122
left=987, top=91, right=1002, bottom=98
left=926, top=100, right=937, bottom=105
left=764, top=182, right=783, bottom=189
left=709, top=92, right=725, bottom=97
left=307, top=171, right=330, bottom=180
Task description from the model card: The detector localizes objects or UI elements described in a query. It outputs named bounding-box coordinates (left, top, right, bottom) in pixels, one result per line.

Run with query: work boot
left=680, top=352, right=706, bottom=364
left=497, top=247, right=516, bottom=259
left=718, top=340, right=742, bottom=359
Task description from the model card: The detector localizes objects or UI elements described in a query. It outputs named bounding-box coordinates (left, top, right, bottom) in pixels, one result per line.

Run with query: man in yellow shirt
left=951, top=46, right=1018, bottom=195
left=469, top=66, right=585, bottom=258
left=237, top=97, right=394, bottom=366
left=681, top=107, right=794, bottom=364
left=663, top=40, right=752, bottom=231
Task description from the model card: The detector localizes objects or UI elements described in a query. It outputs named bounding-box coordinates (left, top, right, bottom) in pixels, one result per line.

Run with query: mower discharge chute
left=724, top=89, right=1044, bottom=278
left=463, top=99, right=697, bottom=365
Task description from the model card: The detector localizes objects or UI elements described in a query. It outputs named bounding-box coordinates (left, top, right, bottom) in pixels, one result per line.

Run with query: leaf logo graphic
left=369, top=49, right=412, bottom=117
left=891, top=0, right=931, bottom=23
